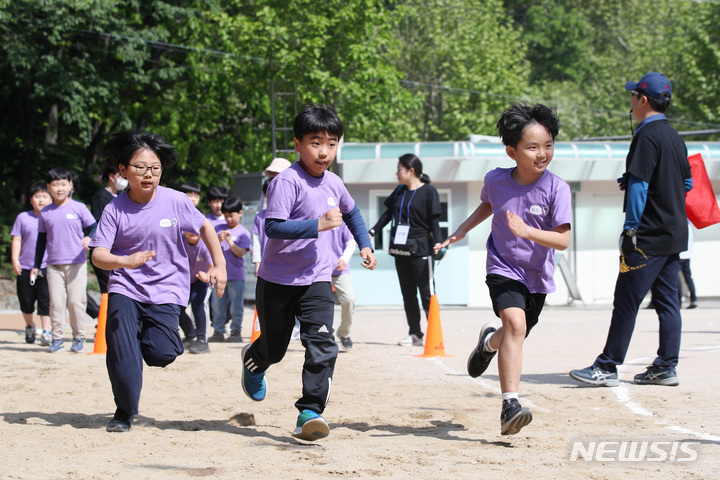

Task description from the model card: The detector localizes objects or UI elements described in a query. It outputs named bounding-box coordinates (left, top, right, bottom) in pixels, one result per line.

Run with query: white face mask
left=114, top=176, right=129, bottom=191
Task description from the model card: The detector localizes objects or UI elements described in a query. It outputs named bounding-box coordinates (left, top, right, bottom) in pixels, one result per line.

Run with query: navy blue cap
left=624, top=72, right=672, bottom=100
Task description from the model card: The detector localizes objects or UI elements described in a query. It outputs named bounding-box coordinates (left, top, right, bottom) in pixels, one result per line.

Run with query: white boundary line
left=430, top=357, right=552, bottom=413
left=613, top=346, right=720, bottom=444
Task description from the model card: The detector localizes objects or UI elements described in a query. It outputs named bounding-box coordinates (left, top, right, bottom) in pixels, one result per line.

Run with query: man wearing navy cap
left=570, top=72, right=693, bottom=387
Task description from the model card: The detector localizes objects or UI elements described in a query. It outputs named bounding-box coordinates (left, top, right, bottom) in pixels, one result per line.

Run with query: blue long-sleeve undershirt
left=265, top=205, right=372, bottom=251
left=624, top=174, right=693, bottom=229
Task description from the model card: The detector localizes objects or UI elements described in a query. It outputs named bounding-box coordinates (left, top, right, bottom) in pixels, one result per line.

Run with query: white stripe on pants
left=47, top=263, right=87, bottom=341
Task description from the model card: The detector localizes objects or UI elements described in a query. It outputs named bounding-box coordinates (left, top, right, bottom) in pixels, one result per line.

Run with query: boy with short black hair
left=178, top=181, right=213, bottom=354
left=11, top=182, right=52, bottom=345
left=209, top=196, right=250, bottom=343
left=241, top=104, right=377, bottom=441
left=34, top=167, right=97, bottom=353
left=206, top=186, right=229, bottom=228
left=438, top=103, right=571, bottom=435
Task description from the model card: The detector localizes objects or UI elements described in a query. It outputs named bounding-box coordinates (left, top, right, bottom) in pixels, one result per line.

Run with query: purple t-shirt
left=37, top=199, right=96, bottom=265
left=186, top=238, right=212, bottom=284
left=481, top=168, right=571, bottom=293
left=90, top=186, right=206, bottom=305
left=328, top=223, right=353, bottom=276
left=11, top=211, right=48, bottom=269
left=206, top=212, right=225, bottom=229
left=258, top=161, right=356, bottom=285
left=215, top=223, right=250, bottom=280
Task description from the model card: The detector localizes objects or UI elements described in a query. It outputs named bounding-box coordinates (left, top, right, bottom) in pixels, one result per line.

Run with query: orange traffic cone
left=250, top=307, right=261, bottom=343
left=416, top=294, right=452, bottom=358
left=90, top=293, right=108, bottom=355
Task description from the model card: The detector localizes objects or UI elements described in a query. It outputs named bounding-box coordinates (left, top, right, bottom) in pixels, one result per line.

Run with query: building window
left=369, top=189, right=450, bottom=251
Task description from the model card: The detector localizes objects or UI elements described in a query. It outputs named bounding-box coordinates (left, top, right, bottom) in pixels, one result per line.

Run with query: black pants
left=247, top=277, right=338, bottom=414
left=394, top=255, right=433, bottom=338
left=595, top=253, right=682, bottom=372
left=105, top=294, right=183, bottom=424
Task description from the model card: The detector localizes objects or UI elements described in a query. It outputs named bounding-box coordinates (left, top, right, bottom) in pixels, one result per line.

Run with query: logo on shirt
left=327, top=196, right=339, bottom=207
left=160, top=218, right=178, bottom=227
left=529, top=205, right=549, bottom=215
left=66, top=213, right=77, bottom=220
left=231, top=236, right=237, bottom=242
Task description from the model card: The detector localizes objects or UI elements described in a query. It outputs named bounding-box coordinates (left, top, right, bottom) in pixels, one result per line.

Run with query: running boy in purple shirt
left=209, top=196, right=250, bottom=343
left=241, top=105, right=377, bottom=441
left=437, top=103, right=571, bottom=436
left=90, top=130, right=227, bottom=433
left=11, top=182, right=52, bottom=345
left=34, top=167, right=97, bottom=354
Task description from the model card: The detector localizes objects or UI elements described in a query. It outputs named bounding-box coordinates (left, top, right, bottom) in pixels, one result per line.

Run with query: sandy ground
left=1, top=300, right=719, bottom=480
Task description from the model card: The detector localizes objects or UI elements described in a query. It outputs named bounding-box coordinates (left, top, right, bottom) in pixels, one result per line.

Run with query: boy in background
left=242, top=104, right=377, bottom=441
left=178, top=182, right=213, bottom=354
left=11, top=182, right=52, bottom=345
left=33, top=167, right=97, bottom=353
left=437, top=103, right=571, bottom=435
left=209, top=196, right=250, bottom=343
left=206, top=186, right=229, bottom=229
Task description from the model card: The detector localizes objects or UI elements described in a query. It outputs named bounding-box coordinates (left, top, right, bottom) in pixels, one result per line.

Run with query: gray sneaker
left=25, top=325, right=36, bottom=344
left=40, top=331, right=52, bottom=346
left=189, top=338, right=210, bottom=354
left=633, top=365, right=679, bottom=386
left=339, top=337, right=353, bottom=350
left=569, top=365, right=619, bottom=387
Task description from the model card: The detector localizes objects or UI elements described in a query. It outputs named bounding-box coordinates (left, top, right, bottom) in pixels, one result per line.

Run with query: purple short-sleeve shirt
left=258, top=162, right=356, bottom=285
left=215, top=223, right=250, bottom=280
left=37, top=199, right=96, bottom=265
left=481, top=168, right=572, bottom=293
left=11, top=211, right=48, bottom=269
left=90, top=186, right=207, bottom=305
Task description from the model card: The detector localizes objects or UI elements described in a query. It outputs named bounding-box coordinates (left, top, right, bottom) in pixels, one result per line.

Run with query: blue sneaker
left=292, top=410, right=329, bottom=441
left=241, top=344, right=266, bottom=401
left=47, top=340, right=65, bottom=353
left=70, top=338, right=85, bottom=353
left=569, top=365, right=619, bottom=387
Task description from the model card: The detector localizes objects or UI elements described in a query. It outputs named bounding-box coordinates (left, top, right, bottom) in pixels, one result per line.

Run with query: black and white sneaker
left=500, top=398, right=532, bottom=436
left=25, top=325, right=36, bottom=344
left=467, top=322, right=498, bottom=378
left=569, top=365, right=619, bottom=387
left=339, top=337, right=353, bottom=350
left=633, top=365, right=679, bottom=386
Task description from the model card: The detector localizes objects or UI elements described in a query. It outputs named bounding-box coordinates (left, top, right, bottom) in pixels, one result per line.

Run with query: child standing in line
left=437, top=103, right=571, bottom=435
left=206, top=186, right=229, bottom=229
left=33, top=167, right=97, bottom=354
left=90, top=130, right=226, bottom=433
left=11, top=182, right=52, bottom=345
left=209, top=196, right=250, bottom=343
left=241, top=104, right=377, bottom=441
left=177, top=182, right=213, bottom=354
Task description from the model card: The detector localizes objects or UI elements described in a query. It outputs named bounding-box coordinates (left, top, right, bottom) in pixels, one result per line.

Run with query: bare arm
left=437, top=202, right=493, bottom=250
left=11, top=236, right=22, bottom=276
left=200, top=219, right=227, bottom=298
left=506, top=211, right=571, bottom=251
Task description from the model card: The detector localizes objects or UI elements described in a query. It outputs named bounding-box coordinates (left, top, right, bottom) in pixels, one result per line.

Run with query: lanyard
left=397, top=187, right=418, bottom=224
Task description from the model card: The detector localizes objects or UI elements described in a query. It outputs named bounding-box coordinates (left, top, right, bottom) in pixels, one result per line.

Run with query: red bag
left=685, top=153, right=720, bottom=229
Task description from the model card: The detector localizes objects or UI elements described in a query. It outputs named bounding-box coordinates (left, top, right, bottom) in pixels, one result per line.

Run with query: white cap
left=264, top=158, right=292, bottom=175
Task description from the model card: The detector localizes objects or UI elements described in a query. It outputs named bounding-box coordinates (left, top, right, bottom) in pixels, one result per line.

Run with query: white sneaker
left=291, top=324, right=301, bottom=341
left=398, top=334, right=423, bottom=347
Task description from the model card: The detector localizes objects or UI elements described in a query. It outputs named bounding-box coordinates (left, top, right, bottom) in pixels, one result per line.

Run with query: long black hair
left=399, top=153, right=431, bottom=184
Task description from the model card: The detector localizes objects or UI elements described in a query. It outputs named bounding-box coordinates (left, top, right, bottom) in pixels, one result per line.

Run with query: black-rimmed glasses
left=128, top=164, right=163, bottom=176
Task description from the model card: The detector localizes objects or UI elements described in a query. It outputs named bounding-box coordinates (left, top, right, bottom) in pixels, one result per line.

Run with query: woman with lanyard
left=369, top=154, right=442, bottom=346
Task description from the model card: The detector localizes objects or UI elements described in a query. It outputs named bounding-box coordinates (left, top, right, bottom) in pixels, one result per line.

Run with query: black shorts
left=486, top=274, right=546, bottom=337
left=17, top=268, right=50, bottom=316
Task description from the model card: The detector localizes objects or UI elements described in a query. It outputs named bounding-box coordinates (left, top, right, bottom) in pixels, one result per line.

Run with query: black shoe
left=339, top=337, right=353, bottom=350
left=500, top=398, right=532, bottom=436
left=226, top=331, right=243, bottom=343
left=182, top=336, right=196, bottom=349
left=633, top=365, right=679, bottom=386
left=106, top=419, right=131, bottom=433
left=687, top=302, right=698, bottom=309
left=25, top=325, right=36, bottom=344
left=467, top=322, right=498, bottom=378
left=189, top=338, right=210, bottom=354
left=208, top=332, right=225, bottom=343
